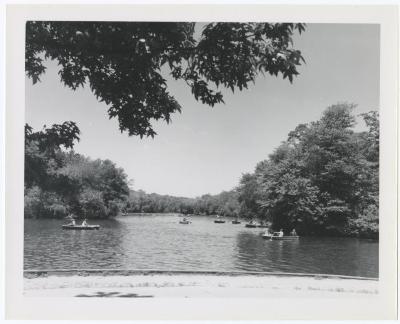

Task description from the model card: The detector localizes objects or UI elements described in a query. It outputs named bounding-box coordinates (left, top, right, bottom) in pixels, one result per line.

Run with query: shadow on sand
left=75, top=291, right=153, bottom=298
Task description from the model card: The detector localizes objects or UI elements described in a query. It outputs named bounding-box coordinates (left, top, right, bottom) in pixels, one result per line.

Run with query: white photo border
left=5, top=4, right=398, bottom=320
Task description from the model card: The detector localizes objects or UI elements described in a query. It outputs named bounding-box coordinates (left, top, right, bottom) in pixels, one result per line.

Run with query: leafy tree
left=256, top=158, right=324, bottom=233
left=24, top=122, right=80, bottom=189
left=238, top=103, right=379, bottom=237
left=79, top=189, right=107, bottom=218
left=55, top=152, right=129, bottom=218
left=24, top=185, right=68, bottom=218
left=24, top=186, right=44, bottom=218
left=237, top=173, right=262, bottom=219
left=346, top=204, right=378, bottom=239
left=358, top=111, right=379, bottom=165
left=24, top=123, right=129, bottom=218
left=25, top=121, right=80, bottom=152
left=26, top=22, right=305, bottom=137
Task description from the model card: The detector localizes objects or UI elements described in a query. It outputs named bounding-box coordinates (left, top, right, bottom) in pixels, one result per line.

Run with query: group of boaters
left=264, top=228, right=297, bottom=237
left=67, top=215, right=88, bottom=227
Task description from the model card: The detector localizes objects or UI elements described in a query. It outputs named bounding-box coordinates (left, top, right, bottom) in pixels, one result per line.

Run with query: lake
left=24, top=214, right=379, bottom=278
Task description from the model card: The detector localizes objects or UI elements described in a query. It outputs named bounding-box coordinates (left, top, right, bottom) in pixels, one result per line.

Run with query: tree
left=24, top=122, right=80, bottom=189
left=26, top=22, right=305, bottom=137
left=359, top=111, right=379, bottom=164
left=237, top=173, right=262, bottom=219
left=79, top=189, right=107, bottom=219
left=56, top=153, right=129, bottom=218
left=24, top=123, right=129, bottom=218
left=239, top=103, right=379, bottom=237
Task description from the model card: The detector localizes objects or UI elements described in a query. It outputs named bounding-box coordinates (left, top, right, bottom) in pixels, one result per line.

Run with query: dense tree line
left=237, top=103, right=379, bottom=238
left=125, top=104, right=379, bottom=239
left=126, top=190, right=195, bottom=214
left=24, top=123, right=129, bottom=219
left=125, top=190, right=240, bottom=217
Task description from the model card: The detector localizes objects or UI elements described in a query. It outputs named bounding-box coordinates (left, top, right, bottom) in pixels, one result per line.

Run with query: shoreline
left=24, top=269, right=378, bottom=280
left=24, top=270, right=378, bottom=298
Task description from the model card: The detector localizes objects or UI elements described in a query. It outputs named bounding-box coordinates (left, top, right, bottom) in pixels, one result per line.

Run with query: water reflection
left=234, top=233, right=378, bottom=277
left=234, top=232, right=301, bottom=272
left=25, top=218, right=126, bottom=269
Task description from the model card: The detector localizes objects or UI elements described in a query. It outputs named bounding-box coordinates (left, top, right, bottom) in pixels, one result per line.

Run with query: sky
left=25, top=23, right=380, bottom=198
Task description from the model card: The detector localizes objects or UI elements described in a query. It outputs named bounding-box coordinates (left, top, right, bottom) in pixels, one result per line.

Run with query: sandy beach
left=24, top=271, right=378, bottom=298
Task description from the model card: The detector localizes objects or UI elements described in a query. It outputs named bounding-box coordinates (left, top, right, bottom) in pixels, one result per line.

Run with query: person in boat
left=291, top=229, right=297, bottom=236
left=264, top=228, right=270, bottom=236
left=66, top=213, right=77, bottom=226
left=278, top=229, right=284, bottom=237
left=82, top=219, right=88, bottom=226
left=183, top=217, right=187, bottom=222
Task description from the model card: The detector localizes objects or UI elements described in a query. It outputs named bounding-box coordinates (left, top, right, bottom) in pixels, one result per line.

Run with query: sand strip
left=24, top=272, right=378, bottom=298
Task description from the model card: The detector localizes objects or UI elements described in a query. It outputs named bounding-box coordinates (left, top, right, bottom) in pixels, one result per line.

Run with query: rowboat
left=262, top=233, right=299, bottom=240
left=214, top=219, right=226, bottom=223
left=62, top=225, right=100, bottom=230
left=271, top=235, right=299, bottom=240
left=232, top=220, right=241, bottom=224
left=214, top=215, right=226, bottom=223
left=245, top=223, right=258, bottom=228
left=179, top=220, right=191, bottom=224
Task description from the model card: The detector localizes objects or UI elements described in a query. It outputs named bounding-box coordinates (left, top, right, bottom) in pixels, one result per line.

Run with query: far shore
left=24, top=270, right=378, bottom=298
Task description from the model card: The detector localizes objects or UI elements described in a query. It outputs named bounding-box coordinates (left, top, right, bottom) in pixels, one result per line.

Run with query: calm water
left=24, top=214, right=379, bottom=277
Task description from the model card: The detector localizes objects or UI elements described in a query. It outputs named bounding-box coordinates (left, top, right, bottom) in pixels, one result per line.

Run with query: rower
left=82, top=219, right=88, bottom=226
left=69, top=218, right=76, bottom=226
left=278, top=229, right=284, bottom=237
left=291, top=229, right=297, bottom=236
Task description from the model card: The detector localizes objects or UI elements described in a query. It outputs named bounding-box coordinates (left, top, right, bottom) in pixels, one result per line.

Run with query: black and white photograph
left=4, top=4, right=398, bottom=321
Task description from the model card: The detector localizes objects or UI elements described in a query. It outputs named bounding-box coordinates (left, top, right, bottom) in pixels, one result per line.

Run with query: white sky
left=25, top=23, right=379, bottom=198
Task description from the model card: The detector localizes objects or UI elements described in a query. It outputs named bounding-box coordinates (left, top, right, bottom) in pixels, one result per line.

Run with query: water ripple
left=24, top=214, right=378, bottom=277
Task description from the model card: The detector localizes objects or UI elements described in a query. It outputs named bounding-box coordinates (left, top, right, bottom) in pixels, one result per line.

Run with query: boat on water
left=232, top=220, right=241, bottom=224
left=262, top=232, right=299, bottom=240
left=245, top=220, right=258, bottom=228
left=62, top=224, right=100, bottom=230
left=179, top=217, right=191, bottom=224
left=271, top=235, right=299, bottom=240
left=214, top=216, right=226, bottom=223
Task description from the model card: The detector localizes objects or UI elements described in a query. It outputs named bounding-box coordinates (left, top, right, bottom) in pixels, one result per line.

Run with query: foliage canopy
left=26, top=22, right=305, bottom=137
left=237, top=104, right=379, bottom=237
left=25, top=123, right=129, bottom=218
